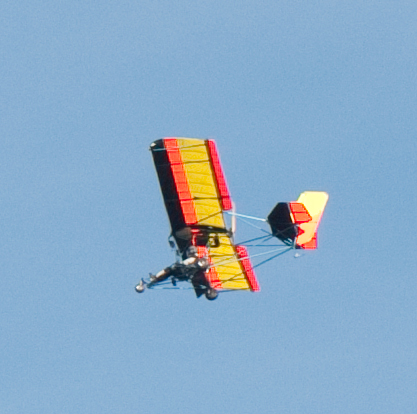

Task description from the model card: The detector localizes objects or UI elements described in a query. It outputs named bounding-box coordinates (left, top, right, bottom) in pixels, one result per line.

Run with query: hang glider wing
left=198, top=239, right=260, bottom=292
left=268, top=191, right=329, bottom=249
left=150, top=137, right=260, bottom=292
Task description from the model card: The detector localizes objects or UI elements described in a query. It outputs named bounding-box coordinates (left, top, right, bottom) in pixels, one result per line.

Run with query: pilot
left=149, top=245, right=209, bottom=285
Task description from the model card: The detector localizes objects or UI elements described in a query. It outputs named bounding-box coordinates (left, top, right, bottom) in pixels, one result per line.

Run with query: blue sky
left=1, top=1, right=416, bottom=413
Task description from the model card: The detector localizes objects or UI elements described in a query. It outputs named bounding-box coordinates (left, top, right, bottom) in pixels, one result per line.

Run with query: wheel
left=135, top=283, right=145, bottom=293
left=205, top=288, right=218, bottom=301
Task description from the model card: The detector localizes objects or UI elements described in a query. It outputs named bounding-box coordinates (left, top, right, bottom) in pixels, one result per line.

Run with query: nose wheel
left=205, top=288, right=218, bottom=301
left=135, top=279, right=146, bottom=293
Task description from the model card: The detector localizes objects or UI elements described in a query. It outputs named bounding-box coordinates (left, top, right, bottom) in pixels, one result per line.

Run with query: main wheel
left=205, top=288, right=218, bottom=301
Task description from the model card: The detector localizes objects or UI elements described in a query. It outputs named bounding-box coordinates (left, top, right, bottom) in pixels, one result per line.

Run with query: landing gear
left=205, top=288, right=218, bottom=301
left=135, top=271, right=219, bottom=301
left=135, top=279, right=146, bottom=293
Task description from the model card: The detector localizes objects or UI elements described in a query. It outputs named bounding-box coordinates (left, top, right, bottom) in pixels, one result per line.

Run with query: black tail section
left=267, top=203, right=297, bottom=244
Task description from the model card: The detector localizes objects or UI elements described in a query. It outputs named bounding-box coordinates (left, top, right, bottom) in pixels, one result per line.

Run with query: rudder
left=267, top=191, right=328, bottom=249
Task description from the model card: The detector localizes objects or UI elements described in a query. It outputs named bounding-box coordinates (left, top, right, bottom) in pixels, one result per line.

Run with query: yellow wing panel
left=296, top=191, right=329, bottom=247
left=207, top=234, right=255, bottom=291
left=176, top=138, right=226, bottom=229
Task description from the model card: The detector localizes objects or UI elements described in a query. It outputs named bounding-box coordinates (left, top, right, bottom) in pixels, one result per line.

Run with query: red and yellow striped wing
left=151, top=137, right=259, bottom=291
left=199, top=240, right=260, bottom=291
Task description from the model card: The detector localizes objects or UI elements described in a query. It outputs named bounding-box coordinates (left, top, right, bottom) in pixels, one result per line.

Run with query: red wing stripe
left=197, top=246, right=222, bottom=290
left=236, top=245, right=260, bottom=291
left=289, top=202, right=312, bottom=223
left=164, top=138, right=197, bottom=225
left=207, top=140, right=233, bottom=211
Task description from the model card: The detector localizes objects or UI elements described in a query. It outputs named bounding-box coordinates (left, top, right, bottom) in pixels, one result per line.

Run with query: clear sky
left=1, top=1, right=416, bottom=413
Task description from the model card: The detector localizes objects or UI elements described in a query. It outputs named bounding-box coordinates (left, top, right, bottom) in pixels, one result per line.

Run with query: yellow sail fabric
left=203, top=234, right=259, bottom=291
left=175, top=138, right=227, bottom=228
left=296, top=192, right=329, bottom=248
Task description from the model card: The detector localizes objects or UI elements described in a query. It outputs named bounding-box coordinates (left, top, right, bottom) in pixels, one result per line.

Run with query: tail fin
left=267, top=191, right=328, bottom=249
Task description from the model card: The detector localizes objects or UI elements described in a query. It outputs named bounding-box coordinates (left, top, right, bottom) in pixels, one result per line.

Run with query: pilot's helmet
left=186, top=245, right=198, bottom=257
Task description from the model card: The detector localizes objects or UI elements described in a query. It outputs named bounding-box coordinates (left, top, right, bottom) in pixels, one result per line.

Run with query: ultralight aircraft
left=135, top=138, right=328, bottom=300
